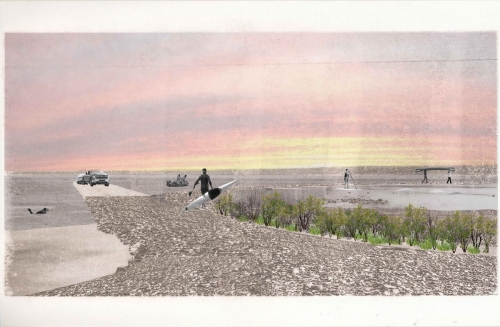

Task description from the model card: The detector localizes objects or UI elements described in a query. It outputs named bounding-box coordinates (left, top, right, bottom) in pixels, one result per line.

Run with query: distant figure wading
left=422, top=170, right=428, bottom=184
left=190, top=168, right=213, bottom=207
left=344, top=169, right=350, bottom=189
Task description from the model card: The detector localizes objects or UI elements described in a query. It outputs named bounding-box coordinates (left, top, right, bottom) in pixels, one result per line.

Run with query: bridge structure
left=416, top=167, right=455, bottom=183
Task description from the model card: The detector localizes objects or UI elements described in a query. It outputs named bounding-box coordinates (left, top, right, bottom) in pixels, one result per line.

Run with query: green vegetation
left=483, top=218, right=497, bottom=253
left=293, top=195, right=324, bottom=232
left=417, top=239, right=434, bottom=250
left=261, top=192, right=287, bottom=227
left=437, top=241, right=452, bottom=252
left=228, top=191, right=496, bottom=254
left=237, top=215, right=249, bottom=222
left=309, top=225, right=322, bottom=235
left=255, top=215, right=265, bottom=225
left=215, top=193, right=237, bottom=217
left=367, top=233, right=388, bottom=245
left=402, top=204, right=427, bottom=246
left=467, top=246, right=480, bottom=254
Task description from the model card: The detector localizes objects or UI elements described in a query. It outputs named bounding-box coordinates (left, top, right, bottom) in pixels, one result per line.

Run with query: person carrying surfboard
left=190, top=168, right=213, bottom=198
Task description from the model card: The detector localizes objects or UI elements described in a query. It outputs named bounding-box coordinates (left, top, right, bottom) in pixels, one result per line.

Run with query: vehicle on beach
left=77, top=170, right=110, bottom=187
left=167, top=179, right=189, bottom=187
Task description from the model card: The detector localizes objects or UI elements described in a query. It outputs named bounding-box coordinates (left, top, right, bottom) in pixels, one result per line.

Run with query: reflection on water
left=229, top=185, right=498, bottom=211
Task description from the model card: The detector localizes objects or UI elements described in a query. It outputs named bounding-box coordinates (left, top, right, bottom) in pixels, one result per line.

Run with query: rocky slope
left=34, top=190, right=497, bottom=296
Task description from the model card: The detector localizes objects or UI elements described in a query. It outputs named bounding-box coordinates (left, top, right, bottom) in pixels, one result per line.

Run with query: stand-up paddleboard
left=184, top=180, right=238, bottom=211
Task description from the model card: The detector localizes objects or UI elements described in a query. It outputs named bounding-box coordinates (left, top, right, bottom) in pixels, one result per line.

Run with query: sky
left=4, top=33, right=497, bottom=171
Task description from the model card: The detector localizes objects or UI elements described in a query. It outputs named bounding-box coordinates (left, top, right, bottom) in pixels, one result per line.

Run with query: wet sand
left=5, top=224, right=130, bottom=296
left=4, top=176, right=149, bottom=295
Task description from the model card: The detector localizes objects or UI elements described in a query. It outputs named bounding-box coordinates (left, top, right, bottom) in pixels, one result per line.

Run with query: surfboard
left=183, top=180, right=238, bottom=211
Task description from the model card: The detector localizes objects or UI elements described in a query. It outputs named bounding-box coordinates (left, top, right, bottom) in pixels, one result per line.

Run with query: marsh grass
left=285, top=224, right=296, bottom=232
left=417, top=239, right=433, bottom=250
left=237, top=215, right=249, bottom=222
left=367, top=234, right=388, bottom=245
left=309, top=225, right=322, bottom=235
left=437, top=242, right=452, bottom=252
left=255, top=215, right=265, bottom=225
left=467, top=246, right=480, bottom=254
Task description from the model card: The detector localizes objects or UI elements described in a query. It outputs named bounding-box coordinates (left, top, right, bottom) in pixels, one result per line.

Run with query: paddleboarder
left=190, top=168, right=213, bottom=207
left=344, top=169, right=350, bottom=189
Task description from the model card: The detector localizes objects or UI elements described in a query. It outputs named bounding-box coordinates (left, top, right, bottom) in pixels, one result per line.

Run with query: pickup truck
left=77, top=170, right=110, bottom=187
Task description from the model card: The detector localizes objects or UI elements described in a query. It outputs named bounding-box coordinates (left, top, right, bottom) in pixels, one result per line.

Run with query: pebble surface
left=34, top=190, right=497, bottom=296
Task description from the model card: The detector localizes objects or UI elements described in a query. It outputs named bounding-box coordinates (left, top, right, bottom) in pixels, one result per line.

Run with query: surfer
left=344, top=169, right=350, bottom=189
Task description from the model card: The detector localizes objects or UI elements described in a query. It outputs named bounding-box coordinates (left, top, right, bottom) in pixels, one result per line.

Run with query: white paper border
left=1, top=1, right=499, bottom=326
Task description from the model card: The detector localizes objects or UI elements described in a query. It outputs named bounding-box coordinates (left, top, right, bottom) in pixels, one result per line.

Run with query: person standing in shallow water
left=447, top=170, right=452, bottom=184
left=344, top=169, right=350, bottom=189
left=422, top=170, right=428, bottom=184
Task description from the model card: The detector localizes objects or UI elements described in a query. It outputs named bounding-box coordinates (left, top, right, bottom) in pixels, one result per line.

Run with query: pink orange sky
left=4, top=33, right=497, bottom=171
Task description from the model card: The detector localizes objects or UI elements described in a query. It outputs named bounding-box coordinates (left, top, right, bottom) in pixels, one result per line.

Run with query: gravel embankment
left=34, top=190, right=497, bottom=296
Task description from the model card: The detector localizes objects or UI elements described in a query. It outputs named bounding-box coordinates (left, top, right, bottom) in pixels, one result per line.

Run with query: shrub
left=292, top=195, right=324, bottom=232
left=359, top=209, right=377, bottom=242
left=425, top=211, right=439, bottom=250
left=483, top=218, right=497, bottom=253
left=402, top=204, right=427, bottom=246
left=315, top=209, right=332, bottom=236
left=457, top=213, right=473, bottom=253
left=344, top=205, right=362, bottom=240
left=382, top=215, right=403, bottom=245
left=437, top=213, right=460, bottom=253
left=238, top=191, right=261, bottom=222
left=470, top=215, right=485, bottom=250
left=275, top=204, right=294, bottom=229
left=215, top=193, right=236, bottom=216
left=261, top=192, right=287, bottom=227
left=372, top=211, right=387, bottom=237
left=331, top=207, right=347, bottom=239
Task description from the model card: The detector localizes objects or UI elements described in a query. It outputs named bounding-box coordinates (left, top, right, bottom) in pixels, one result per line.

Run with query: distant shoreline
left=5, top=164, right=499, bottom=176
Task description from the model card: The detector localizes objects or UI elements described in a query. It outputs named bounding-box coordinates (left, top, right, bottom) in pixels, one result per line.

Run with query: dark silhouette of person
left=422, top=170, right=428, bottom=184
left=344, top=169, right=350, bottom=189
left=447, top=170, right=452, bottom=184
left=28, top=208, right=49, bottom=214
left=190, top=168, right=213, bottom=197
